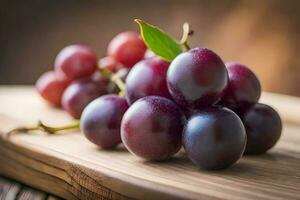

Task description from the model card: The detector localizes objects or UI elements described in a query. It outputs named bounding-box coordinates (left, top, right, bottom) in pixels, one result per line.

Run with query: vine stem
left=6, top=120, right=80, bottom=138
left=180, top=22, right=192, bottom=50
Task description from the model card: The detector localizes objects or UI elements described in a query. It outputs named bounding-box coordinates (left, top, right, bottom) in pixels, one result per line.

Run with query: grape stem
left=97, top=67, right=126, bottom=96
left=180, top=22, right=192, bottom=50
left=6, top=120, right=80, bottom=138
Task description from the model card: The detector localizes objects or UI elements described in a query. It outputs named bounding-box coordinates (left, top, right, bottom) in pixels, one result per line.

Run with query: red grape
left=55, top=45, right=97, bottom=80
left=107, top=32, right=147, bottom=68
left=98, top=56, right=123, bottom=73
left=36, top=71, right=70, bottom=106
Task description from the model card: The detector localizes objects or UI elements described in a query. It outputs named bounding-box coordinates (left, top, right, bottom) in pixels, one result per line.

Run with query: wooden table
left=0, top=86, right=299, bottom=200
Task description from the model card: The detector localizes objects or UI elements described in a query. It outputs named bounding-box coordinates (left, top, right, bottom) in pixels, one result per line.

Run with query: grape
left=36, top=71, right=70, bottom=106
left=183, top=107, right=246, bottom=170
left=91, top=71, right=110, bottom=88
left=167, top=48, right=228, bottom=109
left=107, top=31, right=147, bottom=68
left=219, top=62, right=261, bottom=108
left=55, top=67, right=72, bottom=82
left=55, top=45, right=97, bottom=80
left=98, top=56, right=123, bottom=73
left=81, top=95, right=129, bottom=148
left=237, top=103, right=282, bottom=154
left=144, top=49, right=155, bottom=59
left=61, top=78, right=106, bottom=118
left=125, top=57, right=171, bottom=104
left=121, top=96, right=185, bottom=161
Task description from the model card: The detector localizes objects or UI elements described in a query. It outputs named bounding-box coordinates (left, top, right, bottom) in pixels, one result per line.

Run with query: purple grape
left=219, top=62, right=261, bottom=108
left=167, top=48, right=228, bottom=109
left=237, top=103, right=282, bottom=154
left=121, top=96, right=185, bottom=161
left=183, top=107, right=246, bottom=170
left=61, top=78, right=107, bottom=118
left=125, top=57, right=171, bottom=104
left=81, top=95, right=129, bottom=148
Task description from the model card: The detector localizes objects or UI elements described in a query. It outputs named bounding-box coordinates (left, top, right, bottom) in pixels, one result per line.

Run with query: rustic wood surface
left=0, top=86, right=299, bottom=200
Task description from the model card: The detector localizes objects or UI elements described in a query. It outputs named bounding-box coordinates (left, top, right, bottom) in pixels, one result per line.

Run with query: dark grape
left=55, top=45, right=97, bottom=80
left=237, top=103, right=282, bottom=154
left=167, top=48, right=228, bottom=109
left=36, top=71, right=70, bottom=106
left=98, top=56, right=123, bottom=73
left=183, top=107, right=246, bottom=170
left=107, top=31, right=147, bottom=68
left=90, top=71, right=110, bottom=89
left=81, top=95, right=129, bottom=148
left=61, top=78, right=106, bottom=118
left=125, top=57, right=171, bottom=104
left=121, top=96, right=185, bottom=161
left=219, top=62, right=261, bottom=108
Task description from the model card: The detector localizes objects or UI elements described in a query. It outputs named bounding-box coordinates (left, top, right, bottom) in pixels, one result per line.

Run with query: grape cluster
left=36, top=32, right=145, bottom=118
left=35, top=21, right=282, bottom=170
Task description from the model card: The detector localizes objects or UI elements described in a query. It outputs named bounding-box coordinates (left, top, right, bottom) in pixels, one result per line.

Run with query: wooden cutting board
left=0, top=86, right=299, bottom=200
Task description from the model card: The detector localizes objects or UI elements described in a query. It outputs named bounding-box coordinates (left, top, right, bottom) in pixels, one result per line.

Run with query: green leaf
left=135, top=19, right=182, bottom=62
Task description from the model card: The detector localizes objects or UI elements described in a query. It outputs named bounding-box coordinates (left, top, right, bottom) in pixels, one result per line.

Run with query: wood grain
left=0, top=86, right=299, bottom=200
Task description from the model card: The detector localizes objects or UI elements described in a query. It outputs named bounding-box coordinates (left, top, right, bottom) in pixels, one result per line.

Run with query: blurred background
left=1, top=0, right=300, bottom=96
